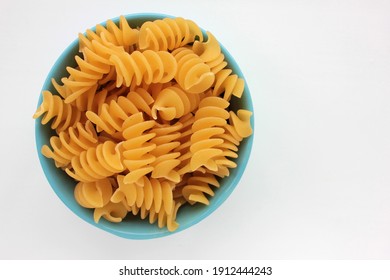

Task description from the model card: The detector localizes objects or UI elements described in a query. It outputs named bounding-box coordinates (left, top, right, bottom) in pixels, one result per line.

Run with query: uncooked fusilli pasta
left=34, top=15, right=253, bottom=232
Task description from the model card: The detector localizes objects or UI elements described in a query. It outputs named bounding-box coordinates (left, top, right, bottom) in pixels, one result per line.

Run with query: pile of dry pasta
left=33, top=16, right=253, bottom=232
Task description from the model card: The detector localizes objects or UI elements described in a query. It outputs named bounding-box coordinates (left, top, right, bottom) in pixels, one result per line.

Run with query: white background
left=1, top=0, right=389, bottom=259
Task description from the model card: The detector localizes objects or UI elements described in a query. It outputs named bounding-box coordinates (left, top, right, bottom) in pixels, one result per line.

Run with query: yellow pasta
left=112, top=175, right=174, bottom=215
left=193, top=31, right=227, bottom=74
left=137, top=198, right=185, bottom=232
left=74, top=178, right=113, bottom=208
left=121, top=113, right=157, bottom=185
left=94, top=200, right=129, bottom=223
left=76, top=87, right=120, bottom=114
left=33, top=90, right=82, bottom=133
left=151, top=85, right=200, bottom=121
left=189, top=96, right=230, bottom=171
left=33, top=16, right=253, bottom=232
left=86, top=16, right=139, bottom=53
left=61, top=39, right=123, bottom=104
left=181, top=173, right=220, bottom=205
left=139, top=17, right=203, bottom=51
left=229, top=109, right=253, bottom=138
left=41, top=120, right=98, bottom=168
left=175, top=114, right=196, bottom=175
left=110, top=50, right=177, bottom=87
left=85, top=87, right=153, bottom=135
left=172, top=47, right=215, bottom=94
left=149, top=122, right=182, bottom=183
left=213, top=69, right=245, bottom=100
left=65, top=141, right=124, bottom=183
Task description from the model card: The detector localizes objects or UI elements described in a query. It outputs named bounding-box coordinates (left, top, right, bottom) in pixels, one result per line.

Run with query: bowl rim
left=35, top=12, right=255, bottom=239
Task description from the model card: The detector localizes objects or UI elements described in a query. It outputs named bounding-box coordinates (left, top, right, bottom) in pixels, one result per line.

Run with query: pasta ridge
left=121, top=113, right=157, bottom=185
left=213, top=69, right=245, bottom=100
left=111, top=175, right=174, bottom=215
left=132, top=197, right=185, bottom=232
left=94, top=200, right=129, bottom=223
left=74, top=178, right=113, bottom=208
left=181, top=173, right=220, bottom=205
left=193, top=31, right=228, bottom=74
left=151, top=84, right=200, bottom=121
left=109, top=49, right=177, bottom=87
left=229, top=109, right=253, bottom=138
left=172, top=47, right=215, bottom=94
left=149, top=122, right=183, bottom=183
left=61, top=37, right=127, bottom=104
left=41, top=120, right=99, bottom=168
left=65, top=140, right=125, bottom=183
left=33, top=90, right=81, bottom=133
left=138, top=17, right=203, bottom=51
left=85, top=16, right=139, bottom=53
left=189, top=96, right=230, bottom=172
left=85, top=88, right=153, bottom=134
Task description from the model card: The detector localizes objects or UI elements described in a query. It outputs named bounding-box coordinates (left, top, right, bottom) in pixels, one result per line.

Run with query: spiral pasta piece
left=72, top=86, right=122, bottom=114
left=52, top=43, right=115, bottom=105
left=149, top=122, right=182, bottom=183
left=151, top=85, right=200, bottom=121
left=135, top=198, right=185, bottom=232
left=189, top=96, right=230, bottom=171
left=109, top=49, right=177, bottom=87
left=85, top=88, right=153, bottom=134
left=139, top=17, right=203, bottom=51
left=182, top=173, right=220, bottom=205
left=202, top=125, right=242, bottom=172
left=193, top=31, right=227, bottom=74
left=204, top=124, right=242, bottom=170
left=79, top=16, right=138, bottom=55
left=74, top=178, right=113, bottom=208
left=172, top=47, right=215, bottom=94
left=126, top=88, right=155, bottom=117
left=89, top=16, right=139, bottom=53
left=213, top=69, right=245, bottom=100
left=193, top=97, right=240, bottom=171
left=61, top=39, right=124, bottom=104
left=85, top=98, right=136, bottom=134
left=111, top=175, right=174, bottom=215
left=65, top=141, right=124, bottom=183
left=41, top=120, right=99, bottom=168
left=94, top=201, right=129, bottom=223
left=229, top=109, right=253, bottom=138
left=60, top=68, right=102, bottom=105
left=69, top=65, right=126, bottom=113
left=121, top=113, right=157, bottom=185
left=146, top=81, right=174, bottom=98
left=33, top=90, right=81, bottom=133
left=150, top=199, right=183, bottom=232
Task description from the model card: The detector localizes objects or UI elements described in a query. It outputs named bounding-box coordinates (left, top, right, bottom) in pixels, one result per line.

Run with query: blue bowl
left=35, top=13, right=254, bottom=239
